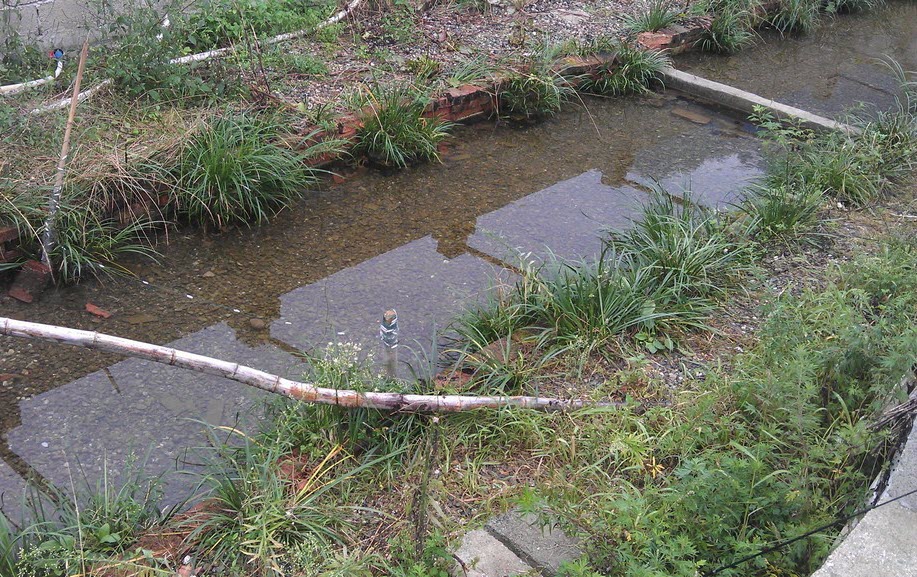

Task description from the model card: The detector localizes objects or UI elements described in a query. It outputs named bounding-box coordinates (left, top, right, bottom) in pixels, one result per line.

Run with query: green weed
left=622, top=0, right=683, bottom=33
left=184, top=0, right=333, bottom=51
left=579, top=45, right=670, bottom=97
left=166, top=112, right=338, bottom=227
left=351, top=83, right=454, bottom=168
left=16, top=458, right=175, bottom=577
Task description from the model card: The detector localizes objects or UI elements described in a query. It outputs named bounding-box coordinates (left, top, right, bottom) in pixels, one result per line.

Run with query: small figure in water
left=380, top=309, right=398, bottom=378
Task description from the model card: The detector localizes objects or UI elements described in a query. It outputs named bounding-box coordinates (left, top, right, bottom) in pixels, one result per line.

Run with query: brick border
left=3, top=4, right=799, bottom=297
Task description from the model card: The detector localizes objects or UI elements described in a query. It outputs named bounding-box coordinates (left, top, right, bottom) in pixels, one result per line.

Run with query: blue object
left=50, top=48, right=64, bottom=60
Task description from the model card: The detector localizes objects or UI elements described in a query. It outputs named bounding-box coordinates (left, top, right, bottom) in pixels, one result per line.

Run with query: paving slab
left=486, top=510, right=582, bottom=577
left=452, top=528, right=536, bottom=577
left=811, top=419, right=917, bottom=577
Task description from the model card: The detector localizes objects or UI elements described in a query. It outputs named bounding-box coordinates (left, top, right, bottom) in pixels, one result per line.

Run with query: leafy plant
left=380, top=5, right=420, bottom=44
left=184, top=0, right=333, bottom=51
left=17, top=458, right=175, bottom=577
left=351, top=83, right=453, bottom=168
left=0, top=33, right=52, bottom=84
left=622, top=0, right=683, bottom=33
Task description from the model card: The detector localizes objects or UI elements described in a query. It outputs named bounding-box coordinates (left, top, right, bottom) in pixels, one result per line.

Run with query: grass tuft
left=166, top=112, right=335, bottom=228
left=622, top=0, right=683, bottom=33
left=579, top=45, right=670, bottom=97
left=351, top=83, right=454, bottom=168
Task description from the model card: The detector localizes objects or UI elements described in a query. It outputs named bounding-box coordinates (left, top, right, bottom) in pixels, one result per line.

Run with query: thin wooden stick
left=0, top=317, right=617, bottom=413
left=40, top=37, right=90, bottom=276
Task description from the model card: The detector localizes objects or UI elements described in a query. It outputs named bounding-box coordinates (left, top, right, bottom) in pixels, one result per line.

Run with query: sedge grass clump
left=768, top=0, right=821, bottom=35
left=351, top=83, right=454, bottom=168
left=499, top=43, right=575, bottom=120
left=579, top=45, right=670, bottom=97
left=694, top=0, right=758, bottom=54
left=622, top=0, right=683, bottom=33
left=0, top=188, right=160, bottom=282
left=738, top=181, right=826, bottom=244
left=167, top=112, right=334, bottom=228
left=458, top=246, right=714, bottom=358
left=606, top=188, right=754, bottom=301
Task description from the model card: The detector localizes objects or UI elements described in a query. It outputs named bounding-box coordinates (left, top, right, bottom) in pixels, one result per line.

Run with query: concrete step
left=452, top=509, right=582, bottom=577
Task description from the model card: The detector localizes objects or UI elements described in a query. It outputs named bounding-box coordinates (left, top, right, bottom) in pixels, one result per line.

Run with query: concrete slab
left=812, top=421, right=917, bottom=577
left=659, top=67, right=858, bottom=135
left=452, top=528, right=536, bottom=577
left=486, top=511, right=582, bottom=577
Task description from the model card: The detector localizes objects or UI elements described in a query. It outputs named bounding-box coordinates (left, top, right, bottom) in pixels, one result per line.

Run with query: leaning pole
left=0, top=317, right=616, bottom=413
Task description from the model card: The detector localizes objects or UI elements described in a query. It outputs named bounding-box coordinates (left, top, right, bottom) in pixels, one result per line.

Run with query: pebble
left=249, top=318, right=267, bottom=330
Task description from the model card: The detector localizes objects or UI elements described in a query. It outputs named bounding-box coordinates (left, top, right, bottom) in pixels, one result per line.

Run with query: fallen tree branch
left=32, top=0, right=363, bottom=113
left=0, top=317, right=616, bottom=413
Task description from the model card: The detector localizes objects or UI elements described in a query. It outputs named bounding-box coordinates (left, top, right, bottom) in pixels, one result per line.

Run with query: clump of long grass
left=166, top=112, right=334, bottom=228
left=351, top=83, right=454, bottom=168
left=622, top=0, right=683, bottom=33
left=606, top=188, right=754, bottom=300
left=579, top=45, right=670, bottom=97
left=0, top=187, right=161, bottom=282
left=499, top=43, right=575, bottom=119
left=694, top=0, right=758, bottom=54
left=768, top=0, right=821, bottom=35
left=739, top=181, right=826, bottom=243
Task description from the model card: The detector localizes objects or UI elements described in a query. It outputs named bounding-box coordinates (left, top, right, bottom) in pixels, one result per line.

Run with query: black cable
left=704, top=485, right=917, bottom=576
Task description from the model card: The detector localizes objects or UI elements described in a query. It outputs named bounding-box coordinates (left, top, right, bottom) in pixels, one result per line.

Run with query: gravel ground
left=260, top=0, right=648, bottom=111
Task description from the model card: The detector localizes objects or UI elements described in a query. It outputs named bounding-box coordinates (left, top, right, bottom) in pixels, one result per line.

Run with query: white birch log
left=0, top=317, right=615, bottom=413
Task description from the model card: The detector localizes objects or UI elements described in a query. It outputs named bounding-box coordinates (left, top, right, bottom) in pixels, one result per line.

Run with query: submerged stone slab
left=659, top=67, right=858, bottom=135
left=452, top=528, right=536, bottom=577
left=486, top=511, right=582, bottom=577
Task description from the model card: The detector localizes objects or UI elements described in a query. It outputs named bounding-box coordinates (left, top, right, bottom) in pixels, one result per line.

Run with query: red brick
left=637, top=31, right=673, bottom=51
left=0, top=226, right=20, bottom=244
left=445, top=84, right=484, bottom=102
left=8, top=259, right=52, bottom=303
left=85, top=302, right=113, bottom=318
left=0, top=247, right=20, bottom=263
